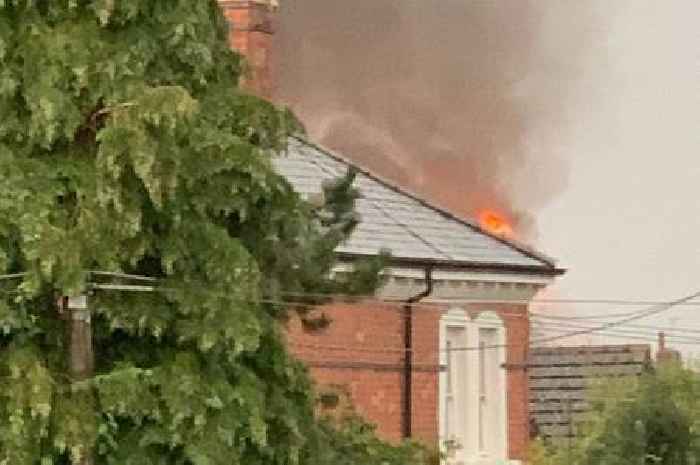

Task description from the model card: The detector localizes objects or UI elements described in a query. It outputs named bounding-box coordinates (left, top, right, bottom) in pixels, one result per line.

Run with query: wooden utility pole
left=66, top=295, right=94, bottom=465
left=566, top=397, right=573, bottom=463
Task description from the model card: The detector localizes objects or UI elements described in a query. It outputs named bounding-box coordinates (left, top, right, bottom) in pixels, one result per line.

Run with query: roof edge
left=289, top=135, right=562, bottom=271
left=337, top=253, right=566, bottom=277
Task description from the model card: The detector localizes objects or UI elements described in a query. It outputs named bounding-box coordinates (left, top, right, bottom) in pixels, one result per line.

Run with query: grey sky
left=534, top=0, right=700, bottom=354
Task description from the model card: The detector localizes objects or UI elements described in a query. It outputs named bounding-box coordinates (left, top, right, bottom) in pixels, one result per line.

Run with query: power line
left=535, top=289, right=700, bottom=340
left=531, top=321, right=700, bottom=345
left=530, top=298, right=700, bottom=308
left=85, top=274, right=700, bottom=316
left=72, top=269, right=700, bottom=309
left=291, top=323, right=700, bottom=357
left=87, top=278, right=700, bottom=352
left=7, top=269, right=700, bottom=310
left=6, top=269, right=700, bottom=353
left=533, top=315, right=700, bottom=335
left=446, top=288, right=700, bottom=352
left=531, top=326, right=700, bottom=345
left=292, top=325, right=700, bottom=357
left=87, top=282, right=535, bottom=322
left=0, top=287, right=21, bottom=297
left=0, top=272, right=27, bottom=281
left=88, top=271, right=158, bottom=282
left=0, top=280, right=692, bottom=356
left=274, top=290, right=700, bottom=309
left=289, top=341, right=405, bottom=354
left=531, top=309, right=646, bottom=320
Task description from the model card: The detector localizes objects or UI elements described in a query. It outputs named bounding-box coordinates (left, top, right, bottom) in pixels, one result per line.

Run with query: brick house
left=220, top=2, right=565, bottom=464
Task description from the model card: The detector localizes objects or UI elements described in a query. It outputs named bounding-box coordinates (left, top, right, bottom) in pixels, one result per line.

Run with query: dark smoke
left=274, top=1, right=597, bottom=238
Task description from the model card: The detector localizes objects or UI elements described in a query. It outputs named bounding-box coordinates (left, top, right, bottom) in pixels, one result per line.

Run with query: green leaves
left=533, top=365, right=700, bottom=465
left=309, top=416, right=426, bottom=465
left=96, top=85, right=198, bottom=207
left=0, top=344, right=54, bottom=465
left=92, top=0, right=115, bottom=26
left=0, top=1, right=410, bottom=464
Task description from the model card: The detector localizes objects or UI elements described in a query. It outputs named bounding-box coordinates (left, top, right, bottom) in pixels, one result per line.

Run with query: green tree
left=0, top=1, right=413, bottom=464
left=531, top=364, right=700, bottom=465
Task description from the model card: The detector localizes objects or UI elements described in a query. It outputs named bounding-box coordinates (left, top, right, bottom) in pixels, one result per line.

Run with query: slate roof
left=273, top=137, right=561, bottom=274
left=529, top=345, right=651, bottom=441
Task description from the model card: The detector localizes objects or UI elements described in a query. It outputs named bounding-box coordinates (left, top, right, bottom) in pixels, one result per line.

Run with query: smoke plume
left=274, top=1, right=597, bottom=238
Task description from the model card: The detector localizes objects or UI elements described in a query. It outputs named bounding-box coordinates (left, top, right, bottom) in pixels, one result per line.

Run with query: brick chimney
left=656, top=331, right=682, bottom=365
left=219, top=0, right=278, bottom=98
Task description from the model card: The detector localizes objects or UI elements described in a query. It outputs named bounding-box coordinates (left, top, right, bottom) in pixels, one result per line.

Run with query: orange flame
left=478, top=210, right=514, bottom=238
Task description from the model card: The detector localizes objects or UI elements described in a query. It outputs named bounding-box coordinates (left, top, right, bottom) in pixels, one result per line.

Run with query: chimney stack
left=219, top=0, right=278, bottom=98
left=657, top=331, right=682, bottom=365
left=658, top=331, right=666, bottom=353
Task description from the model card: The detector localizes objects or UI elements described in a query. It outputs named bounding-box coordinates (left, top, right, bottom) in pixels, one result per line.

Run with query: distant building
left=529, top=344, right=653, bottom=442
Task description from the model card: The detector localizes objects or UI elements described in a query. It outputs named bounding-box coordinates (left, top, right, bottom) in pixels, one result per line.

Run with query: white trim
left=90, top=283, right=157, bottom=292
left=67, top=295, right=88, bottom=310
left=439, top=309, right=509, bottom=465
left=427, top=298, right=539, bottom=305
left=381, top=282, right=543, bottom=304
left=333, top=264, right=555, bottom=286
left=442, top=307, right=473, bottom=325
left=473, top=312, right=508, bottom=462
left=473, top=310, right=506, bottom=329
left=439, top=308, right=472, bottom=461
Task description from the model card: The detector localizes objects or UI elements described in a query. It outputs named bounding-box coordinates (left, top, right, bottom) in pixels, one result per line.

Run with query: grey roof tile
left=273, top=137, right=559, bottom=272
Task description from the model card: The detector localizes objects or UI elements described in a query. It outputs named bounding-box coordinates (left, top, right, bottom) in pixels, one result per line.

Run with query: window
left=479, top=336, right=487, bottom=452
left=440, top=310, right=507, bottom=464
left=443, top=326, right=468, bottom=451
left=445, top=340, right=453, bottom=439
left=479, top=327, right=500, bottom=456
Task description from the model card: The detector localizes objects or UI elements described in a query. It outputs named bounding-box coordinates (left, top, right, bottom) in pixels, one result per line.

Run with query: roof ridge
left=290, top=135, right=560, bottom=270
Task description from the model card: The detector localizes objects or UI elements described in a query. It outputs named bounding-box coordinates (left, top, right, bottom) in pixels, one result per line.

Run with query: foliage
left=310, top=416, right=426, bottom=465
left=530, top=364, right=700, bottom=465
left=310, top=386, right=427, bottom=465
left=0, top=1, right=406, bottom=464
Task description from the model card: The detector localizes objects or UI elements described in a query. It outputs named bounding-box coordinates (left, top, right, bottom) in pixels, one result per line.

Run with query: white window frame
left=439, top=309, right=508, bottom=465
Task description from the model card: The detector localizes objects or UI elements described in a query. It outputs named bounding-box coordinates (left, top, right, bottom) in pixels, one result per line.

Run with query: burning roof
left=275, top=137, right=562, bottom=274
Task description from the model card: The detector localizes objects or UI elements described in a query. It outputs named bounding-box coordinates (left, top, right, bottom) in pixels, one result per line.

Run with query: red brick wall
left=500, top=304, right=531, bottom=461
left=410, top=303, right=441, bottom=442
left=286, top=299, right=531, bottom=460
left=287, top=301, right=408, bottom=441
left=220, top=0, right=275, bottom=98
